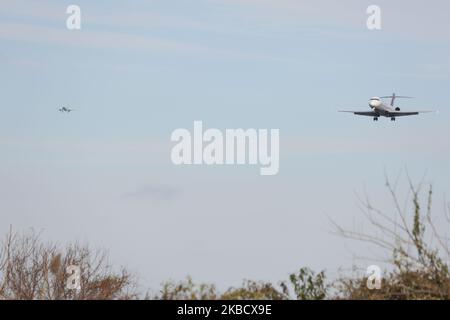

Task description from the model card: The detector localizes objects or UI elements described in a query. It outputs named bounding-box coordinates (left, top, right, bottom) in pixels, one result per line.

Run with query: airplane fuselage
left=59, top=107, right=73, bottom=113
left=368, top=97, right=398, bottom=116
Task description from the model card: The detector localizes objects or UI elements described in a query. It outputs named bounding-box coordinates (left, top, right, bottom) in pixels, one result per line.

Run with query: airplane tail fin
left=380, top=93, right=413, bottom=106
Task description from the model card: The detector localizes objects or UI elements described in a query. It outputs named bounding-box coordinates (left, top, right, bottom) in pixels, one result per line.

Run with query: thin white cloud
left=0, top=20, right=290, bottom=62
left=282, top=132, right=450, bottom=156
left=212, top=0, right=450, bottom=41
left=0, top=0, right=64, bottom=22
left=0, top=21, right=211, bottom=54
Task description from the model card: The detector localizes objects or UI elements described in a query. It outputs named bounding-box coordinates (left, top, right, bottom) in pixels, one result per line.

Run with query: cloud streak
left=0, top=21, right=211, bottom=54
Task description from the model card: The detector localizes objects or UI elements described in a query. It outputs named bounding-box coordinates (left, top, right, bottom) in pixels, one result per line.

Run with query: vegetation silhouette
left=1, top=174, right=449, bottom=300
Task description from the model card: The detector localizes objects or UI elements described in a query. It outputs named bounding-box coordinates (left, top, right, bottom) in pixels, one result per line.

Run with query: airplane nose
left=369, top=100, right=381, bottom=108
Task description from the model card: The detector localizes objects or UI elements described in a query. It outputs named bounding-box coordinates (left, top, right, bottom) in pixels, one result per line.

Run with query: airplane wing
left=387, top=110, right=434, bottom=117
left=339, top=111, right=377, bottom=117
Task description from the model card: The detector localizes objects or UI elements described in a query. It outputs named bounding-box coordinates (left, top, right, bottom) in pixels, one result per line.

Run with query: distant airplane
left=339, top=93, right=435, bottom=121
left=59, top=107, right=74, bottom=113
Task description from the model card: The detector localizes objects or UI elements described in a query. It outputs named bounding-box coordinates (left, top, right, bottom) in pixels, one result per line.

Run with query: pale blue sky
left=1, top=0, right=450, bottom=291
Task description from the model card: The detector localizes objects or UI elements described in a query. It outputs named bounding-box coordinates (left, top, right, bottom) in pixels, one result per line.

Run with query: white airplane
left=59, top=107, right=74, bottom=113
left=339, top=93, right=435, bottom=121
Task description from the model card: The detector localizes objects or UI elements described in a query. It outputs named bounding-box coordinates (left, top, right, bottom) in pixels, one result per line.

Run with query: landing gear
left=391, top=117, right=396, bottom=121
left=373, top=117, right=379, bottom=121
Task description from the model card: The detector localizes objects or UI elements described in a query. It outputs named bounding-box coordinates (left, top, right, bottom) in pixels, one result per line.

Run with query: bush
left=0, top=228, right=137, bottom=300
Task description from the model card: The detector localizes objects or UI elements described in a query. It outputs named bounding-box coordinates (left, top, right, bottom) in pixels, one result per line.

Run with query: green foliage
left=156, top=269, right=328, bottom=300
left=157, top=276, right=218, bottom=300
left=222, top=280, right=286, bottom=300
left=336, top=183, right=450, bottom=300
left=279, top=267, right=327, bottom=300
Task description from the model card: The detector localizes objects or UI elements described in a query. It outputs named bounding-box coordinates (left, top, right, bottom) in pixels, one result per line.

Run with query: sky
left=1, top=0, right=450, bottom=291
